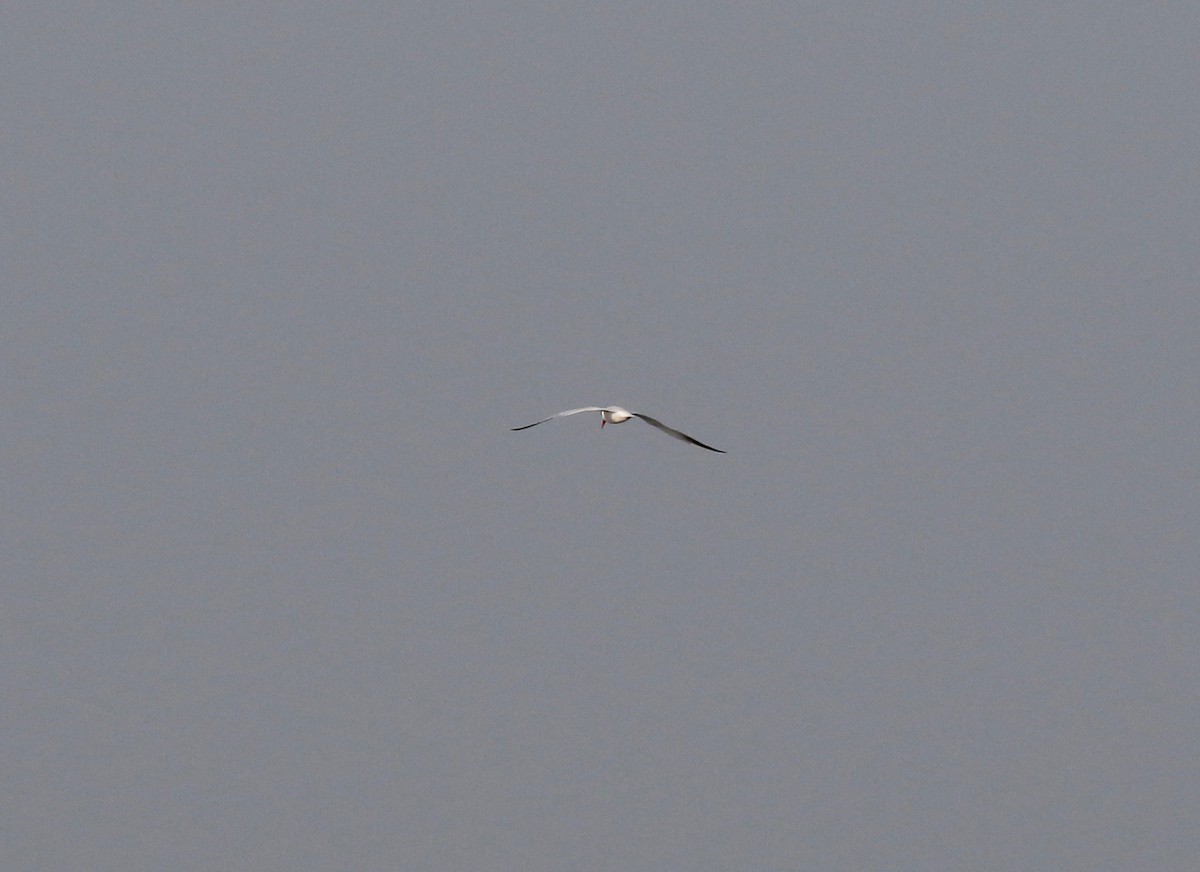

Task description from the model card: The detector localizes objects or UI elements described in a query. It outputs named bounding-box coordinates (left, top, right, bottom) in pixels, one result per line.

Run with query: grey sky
left=3, top=3, right=1197, bottom=870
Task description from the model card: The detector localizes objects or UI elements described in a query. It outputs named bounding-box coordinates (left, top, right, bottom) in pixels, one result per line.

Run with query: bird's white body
left=599, top=406, right=634, bottom=426
left=512, top=405, right=724, bottom=453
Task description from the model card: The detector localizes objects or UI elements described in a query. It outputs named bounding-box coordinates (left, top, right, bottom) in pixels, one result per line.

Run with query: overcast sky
left=3, top=3, right=1198, bottom=870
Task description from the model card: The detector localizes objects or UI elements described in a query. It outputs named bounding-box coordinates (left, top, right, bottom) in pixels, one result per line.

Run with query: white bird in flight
left=512, top=406, right=725, bottom=453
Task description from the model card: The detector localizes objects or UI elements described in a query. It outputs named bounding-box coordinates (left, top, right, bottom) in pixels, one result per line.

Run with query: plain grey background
left=3, top=3, right=1197, bottom=870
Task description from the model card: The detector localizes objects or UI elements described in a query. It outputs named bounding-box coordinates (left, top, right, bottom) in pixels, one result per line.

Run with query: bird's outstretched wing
left=511, top=407, right=607, bottom=431
left=633, top=413, right=725, bottom=453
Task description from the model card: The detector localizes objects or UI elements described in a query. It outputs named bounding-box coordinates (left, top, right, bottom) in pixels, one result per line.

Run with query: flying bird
left=512, top=406, right=725, bottom=453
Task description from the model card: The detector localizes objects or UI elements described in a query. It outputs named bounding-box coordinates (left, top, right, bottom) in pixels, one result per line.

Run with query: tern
left=512, top=406, right=725, bottom=453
